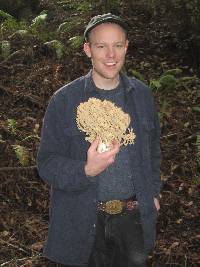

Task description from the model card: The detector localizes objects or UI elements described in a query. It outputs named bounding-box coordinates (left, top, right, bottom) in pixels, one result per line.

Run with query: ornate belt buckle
left=105, top=200, right=123, bottom=215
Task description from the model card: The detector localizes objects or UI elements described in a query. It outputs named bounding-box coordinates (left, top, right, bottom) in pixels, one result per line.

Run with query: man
left=37, top=13, right=161, bottom=267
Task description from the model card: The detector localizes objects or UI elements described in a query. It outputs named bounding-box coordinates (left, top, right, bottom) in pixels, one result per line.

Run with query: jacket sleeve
left=37, top=94, right=94, bottom=192
left=151, top=100, right=162, bottom=199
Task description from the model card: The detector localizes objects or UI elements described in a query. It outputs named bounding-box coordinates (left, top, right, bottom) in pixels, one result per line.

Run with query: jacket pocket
left=64, top=126, right=88, bottom=160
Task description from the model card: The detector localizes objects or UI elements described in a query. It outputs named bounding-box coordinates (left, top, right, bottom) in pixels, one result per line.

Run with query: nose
left=106, top=46, right=115, bottom=58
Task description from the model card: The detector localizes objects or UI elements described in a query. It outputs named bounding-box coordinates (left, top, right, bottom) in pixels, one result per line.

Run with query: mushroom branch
left=76, top=97, right=136, bottom=153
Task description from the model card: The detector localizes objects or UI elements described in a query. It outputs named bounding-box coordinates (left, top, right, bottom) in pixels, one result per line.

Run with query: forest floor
left=0, top=1, right=200, bottom=266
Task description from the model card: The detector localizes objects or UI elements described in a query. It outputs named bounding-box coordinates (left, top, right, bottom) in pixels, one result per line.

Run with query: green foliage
left=159, top=74, right=177, bottom=90
left=6, top=119, right=17, bottom=135
left=58, top=21, right=69, bottom=33
left=0, top=10, right=13, bottom=20
left=0, top=9, right=56, bottom=45
left=0, top=134, right=6, bottom=143
left=158, top=100, right=170, bottom=123
left=150, top=70, right=179, bottom=92
left=192, top=107, right=200, bottom=113
left=0, top=10, right=28, bottom=37
left=163, top=68, right=183, bottom=76
left=130, top=69, right=147, bottom=84
left=12, top=145, right=29, bottom=166
left=149, top=68, right=199, bottom=93
left=76, top=2, right=92, bottom=12
left=44, top=40, right=65, bottom=60
left=8, top=29, right=30, bottom=41
left=69, top=35, right=84, bottom=49
left=29, top=11, right=58, bottom=42
left=58, top=0, right=121, bottom=13
left=0, top=40, right=11, bottom=58
left=31, top=12, right=47, bottom=29
left=57, top=0, right=92, bottom=12
left=150, top=79, right=162, bottom=92
left=178, top=76, right=199, bottom=87
left=22, top=134, right=40, bottom=141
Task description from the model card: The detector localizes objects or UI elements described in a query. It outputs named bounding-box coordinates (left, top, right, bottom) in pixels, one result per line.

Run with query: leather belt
left=97, top=197, right=138, bottom=215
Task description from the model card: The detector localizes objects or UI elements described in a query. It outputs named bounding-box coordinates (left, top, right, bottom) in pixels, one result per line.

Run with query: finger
left=104, top=146, right=119, bottom=158
left=110, top=141, right=120, bottom=154
left=154, top=198, right=160, bottom=211
left=89, top=137, right=100, bottom=152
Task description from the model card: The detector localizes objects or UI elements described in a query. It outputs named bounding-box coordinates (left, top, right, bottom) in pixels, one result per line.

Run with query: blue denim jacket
left=37, top=71, right=161, bottom=265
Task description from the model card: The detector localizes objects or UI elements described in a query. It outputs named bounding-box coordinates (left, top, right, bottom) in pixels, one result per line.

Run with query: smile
left=105, top=62, right=117, bottom=66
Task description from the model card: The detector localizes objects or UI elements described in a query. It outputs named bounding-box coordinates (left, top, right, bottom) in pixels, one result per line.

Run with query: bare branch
left=0, top=165, right=37, bottom=172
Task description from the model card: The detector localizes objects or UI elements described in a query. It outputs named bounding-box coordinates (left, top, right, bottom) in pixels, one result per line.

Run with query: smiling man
left=83, top=22, right=128, bottom=89
left=37, top=13, right=161, bottom=267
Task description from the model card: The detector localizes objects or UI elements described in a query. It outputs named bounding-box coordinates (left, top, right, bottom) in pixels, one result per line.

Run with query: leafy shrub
left=12, top=145, right=29, bottom=166
left=6, top=118, right=17, bottom=135
left=69, top=35, right=84, bottom=49
left=0, top=40, right=11, bottom=58
left=44, top=40, right=66, bottom=60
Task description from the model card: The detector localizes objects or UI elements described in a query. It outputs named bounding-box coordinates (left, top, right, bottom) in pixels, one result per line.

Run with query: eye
left=116, top=44, right=123, bottom=48
left=97, top=45, right=104, bottom=49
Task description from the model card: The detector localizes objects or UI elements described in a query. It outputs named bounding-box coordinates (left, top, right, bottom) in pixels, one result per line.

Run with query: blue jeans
left=56, top=209, right=147, bottom=267
left=88, top=209, right=147, bottom=267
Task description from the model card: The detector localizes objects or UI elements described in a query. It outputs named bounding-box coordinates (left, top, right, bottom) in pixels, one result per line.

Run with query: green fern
left=131, top=69, right=147, bottom=84
left=44, top=40, right=65, bottom=60
left=57, top=0, right=92, bottom=12
left=159, top=74, right=177, bottom=90
left=31, top=12, right=48, bottom=28
left=12, top=145, right=29, bottom=166
left=149, top=69, right=199, bottom=93
left=6, top=119, right=17, bottom=135
left=69, top=35, right=84, bottom=49
left=0, top=10, right=13, bottom=20
left=162, top=68, right=182, bottom=76
left=149, top=79, right=162, bottom=92
left=1, top=40, right=11, bottom=59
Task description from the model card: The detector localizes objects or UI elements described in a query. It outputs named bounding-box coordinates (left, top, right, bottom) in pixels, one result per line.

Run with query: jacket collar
left=84, top=70, right=136, bottom=96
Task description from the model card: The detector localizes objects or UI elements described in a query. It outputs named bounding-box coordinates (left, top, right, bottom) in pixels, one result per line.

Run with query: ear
left=83, top=42, right=91, bottom=58
left=125, top=40, right=129, bottom=53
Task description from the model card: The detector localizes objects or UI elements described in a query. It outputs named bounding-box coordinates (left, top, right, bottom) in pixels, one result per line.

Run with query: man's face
left=84, top=23, right=128, bottom=86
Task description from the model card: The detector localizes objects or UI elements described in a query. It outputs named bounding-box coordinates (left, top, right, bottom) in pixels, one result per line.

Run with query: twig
left=161, top=132, right=180, bottom=138
left=0, top=165, right=37, bottom=172
left=0, top=253, right=42, bottom=267
left=0, top=239, right=30, bottom=255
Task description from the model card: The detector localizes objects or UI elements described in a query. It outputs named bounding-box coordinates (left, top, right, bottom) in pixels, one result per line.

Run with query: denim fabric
left=37, top=71, right=161, bottom=265
left=88, top=209, right=147, bottom=267
left=56, top=265, right=85, bottom=267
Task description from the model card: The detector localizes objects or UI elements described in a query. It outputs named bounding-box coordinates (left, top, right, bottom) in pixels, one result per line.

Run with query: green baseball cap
left=84, top=13, right=128, bottom=39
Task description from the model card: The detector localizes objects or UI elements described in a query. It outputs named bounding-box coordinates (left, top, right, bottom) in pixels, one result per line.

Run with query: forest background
left=0, top=0, right=199, bottom=266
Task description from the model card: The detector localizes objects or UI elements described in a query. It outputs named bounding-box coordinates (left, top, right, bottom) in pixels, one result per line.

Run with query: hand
left=154, top=198, right=160, bottom=212
left=85, top=138, right=120, bottom=177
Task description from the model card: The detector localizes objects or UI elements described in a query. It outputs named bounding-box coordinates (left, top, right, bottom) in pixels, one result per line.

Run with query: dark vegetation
left=0, top=0, right=199, bottom=266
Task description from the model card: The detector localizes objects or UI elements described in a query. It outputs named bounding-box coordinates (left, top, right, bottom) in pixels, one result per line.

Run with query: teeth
left=106, top=62, right=116, bottom=66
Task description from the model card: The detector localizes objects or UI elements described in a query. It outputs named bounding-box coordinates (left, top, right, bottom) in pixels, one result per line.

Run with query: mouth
left=105, top=62, right=117, bottom=67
